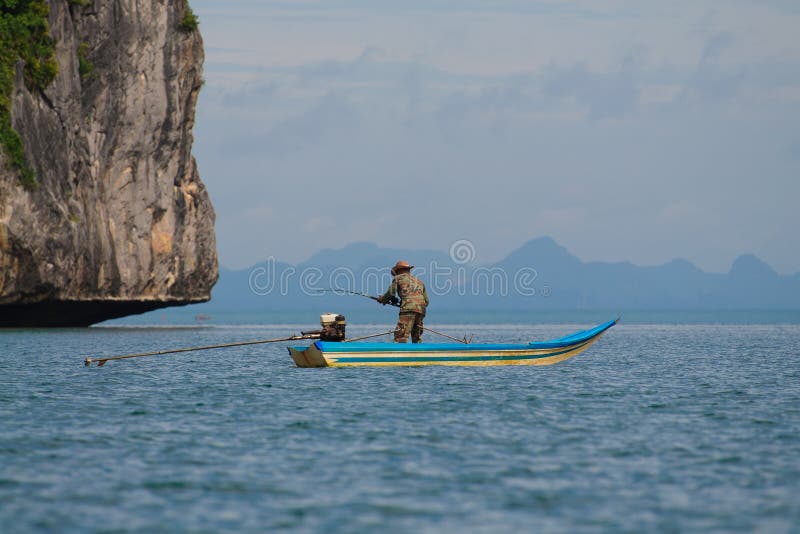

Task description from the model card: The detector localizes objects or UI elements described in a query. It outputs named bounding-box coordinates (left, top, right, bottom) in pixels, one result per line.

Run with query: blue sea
left=2, top=311, right=800, bottom=532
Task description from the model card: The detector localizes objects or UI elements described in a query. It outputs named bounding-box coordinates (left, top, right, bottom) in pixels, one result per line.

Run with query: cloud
left=542, top=59, right=640, bottom=119
left=218, top=91, right=360, bottom=156
left=238, top=202, right=275, bottom=223
left=678, top=33, right=746, bottom=103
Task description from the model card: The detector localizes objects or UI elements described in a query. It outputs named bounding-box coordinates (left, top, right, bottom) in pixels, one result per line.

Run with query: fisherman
left=377, top=260, right=429, bottom=343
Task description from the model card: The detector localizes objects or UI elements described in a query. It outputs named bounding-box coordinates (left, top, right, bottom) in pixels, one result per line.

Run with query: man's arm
left=377, top=279, right=397, bottom=304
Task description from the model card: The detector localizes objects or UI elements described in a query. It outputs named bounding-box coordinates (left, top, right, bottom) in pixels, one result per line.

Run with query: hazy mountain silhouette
left=198, top=237, right=800, bottom=311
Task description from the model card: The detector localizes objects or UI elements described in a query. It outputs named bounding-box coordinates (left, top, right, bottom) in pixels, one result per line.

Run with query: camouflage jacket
left=382, top=272, right=429, bottom=314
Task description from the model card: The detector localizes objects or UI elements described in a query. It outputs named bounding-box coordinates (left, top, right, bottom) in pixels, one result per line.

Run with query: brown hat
left=391, top=260, right=413, bottom=275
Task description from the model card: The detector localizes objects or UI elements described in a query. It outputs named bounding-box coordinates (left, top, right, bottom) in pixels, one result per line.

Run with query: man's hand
left=376, top=296, right=386, bottom=305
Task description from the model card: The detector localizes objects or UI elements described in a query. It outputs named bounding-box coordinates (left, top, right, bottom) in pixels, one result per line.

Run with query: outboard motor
left=302, top=313, right=346, bottom=341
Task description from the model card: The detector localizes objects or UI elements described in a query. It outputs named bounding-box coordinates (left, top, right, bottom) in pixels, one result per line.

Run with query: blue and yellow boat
left=288, top=319, right=617, bottom=367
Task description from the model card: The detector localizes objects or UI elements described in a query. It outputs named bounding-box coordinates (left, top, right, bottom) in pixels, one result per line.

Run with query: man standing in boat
left=377, top=260, right=429, bottom=343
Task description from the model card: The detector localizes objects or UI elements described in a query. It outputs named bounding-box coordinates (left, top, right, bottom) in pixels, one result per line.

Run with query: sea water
left=1, top=317, right=799, bottom=532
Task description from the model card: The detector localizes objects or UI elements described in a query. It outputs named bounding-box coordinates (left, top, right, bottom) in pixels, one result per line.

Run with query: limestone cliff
left=0, top=1, right=217, bottom=326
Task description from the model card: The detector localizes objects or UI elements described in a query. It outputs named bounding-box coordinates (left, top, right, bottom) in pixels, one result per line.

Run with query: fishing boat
left=288, top=318, right=617, bottom=367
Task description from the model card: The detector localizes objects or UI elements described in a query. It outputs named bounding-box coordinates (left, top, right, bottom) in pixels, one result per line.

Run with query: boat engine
left=302, top=313, right=346, bottom=341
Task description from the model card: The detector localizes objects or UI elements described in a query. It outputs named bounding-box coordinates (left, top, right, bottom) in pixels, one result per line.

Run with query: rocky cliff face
left=0, top=1, right=217, bottom=326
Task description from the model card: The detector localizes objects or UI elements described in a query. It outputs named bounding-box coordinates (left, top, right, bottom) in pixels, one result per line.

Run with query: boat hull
left=288, top=319, right=616, bottom=368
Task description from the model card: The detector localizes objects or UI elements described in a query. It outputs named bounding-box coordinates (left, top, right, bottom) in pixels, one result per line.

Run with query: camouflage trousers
left=395, top=311, right=424, bottom=343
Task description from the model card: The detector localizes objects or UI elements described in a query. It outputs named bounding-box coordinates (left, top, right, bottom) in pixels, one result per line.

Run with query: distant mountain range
left=194, top=237, right=800, bottom=312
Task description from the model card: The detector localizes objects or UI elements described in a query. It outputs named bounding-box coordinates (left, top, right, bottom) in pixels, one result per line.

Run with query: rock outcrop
left=0, top=1, right=217, bottom=326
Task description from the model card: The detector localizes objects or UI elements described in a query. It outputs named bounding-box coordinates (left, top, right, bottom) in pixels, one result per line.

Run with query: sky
left=189, top=0, right=800, bottom=274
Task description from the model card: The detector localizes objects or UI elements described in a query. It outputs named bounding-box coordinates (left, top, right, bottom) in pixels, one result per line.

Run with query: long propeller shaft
left=84, top=334, right=318, bottom=367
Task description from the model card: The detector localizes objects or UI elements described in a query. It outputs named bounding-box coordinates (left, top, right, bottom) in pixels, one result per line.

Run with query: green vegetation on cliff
left=77, top=41, right=94, bottom=80
left=0, top=0, right=58, bottom=189
left=178, top=1, right=198, bottom=32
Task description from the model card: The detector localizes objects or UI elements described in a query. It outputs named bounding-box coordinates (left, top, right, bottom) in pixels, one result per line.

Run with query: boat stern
left=288, top=343, right=328, bottom=367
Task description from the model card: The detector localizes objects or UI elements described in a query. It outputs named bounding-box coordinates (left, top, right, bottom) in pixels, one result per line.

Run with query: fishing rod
left=421, top=327, right=470, bottom=344
left=343, top=330, right=396, bottom=343
left=317, top=289, right=400, bottom=307
left=320, top=289, right=472, bottom=343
